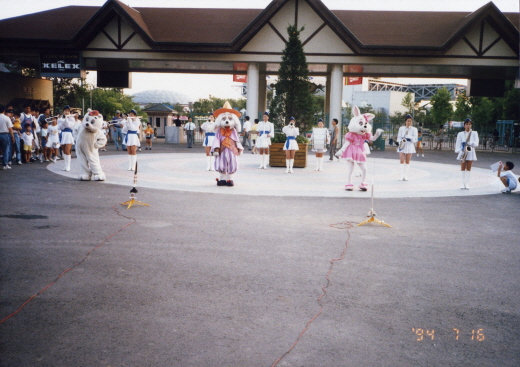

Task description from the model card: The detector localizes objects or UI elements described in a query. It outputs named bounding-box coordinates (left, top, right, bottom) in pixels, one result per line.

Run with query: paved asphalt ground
left=1, top=141, right=519, bottom=367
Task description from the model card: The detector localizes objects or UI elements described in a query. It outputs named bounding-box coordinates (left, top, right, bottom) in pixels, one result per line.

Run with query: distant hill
left=131, top=90, right=191, bottom=105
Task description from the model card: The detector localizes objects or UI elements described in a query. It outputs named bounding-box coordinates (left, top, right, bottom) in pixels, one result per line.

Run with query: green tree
left=401, top=92, right=415, bottom=115
left=269, top=25, right=314, bottom=132
left=453, top=91, right=471, bottom=121
left=501, top=81, right=520, bottom=120
left=91, top=88, right=145, bottom=119
left=192, top=96, right=246, bottom=115
left=46, top=77, right=90, bottom=111
left=469, top=96, right=493, bottom=132
left=430, top=87, right=453, bottom=128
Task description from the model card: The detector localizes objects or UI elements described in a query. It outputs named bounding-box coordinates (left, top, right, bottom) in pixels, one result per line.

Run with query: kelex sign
left=40, top=53, right=84, bottom=78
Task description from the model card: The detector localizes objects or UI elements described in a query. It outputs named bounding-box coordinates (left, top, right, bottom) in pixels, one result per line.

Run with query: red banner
left=233, top=74, right=247, bottom=83
left=346, top=77, right=362, bottom=85
left=233, top=63, right=248, bottom=83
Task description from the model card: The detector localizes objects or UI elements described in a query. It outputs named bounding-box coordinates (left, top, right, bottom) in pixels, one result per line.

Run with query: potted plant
left=269, top=133, right=309, bottom=168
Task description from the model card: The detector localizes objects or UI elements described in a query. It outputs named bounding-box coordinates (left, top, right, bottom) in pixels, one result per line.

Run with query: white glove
left=213, top=151, right=219, bottom=156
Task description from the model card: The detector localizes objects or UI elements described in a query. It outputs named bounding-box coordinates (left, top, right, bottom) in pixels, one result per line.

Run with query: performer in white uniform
left=311, top=119, right=330, bottom=172
left=396, top=114, right=418, bottom=181
left=256, top=112, right=275, bottom=169
left=57, top=105, right=77, bottom=171
left=200, top=113, right=217, bottom=171
left=282, top=117, right=299, bottom=173
left=123, top=109, right=141, bottom=171
left=455, top=118, right=479, bottom=189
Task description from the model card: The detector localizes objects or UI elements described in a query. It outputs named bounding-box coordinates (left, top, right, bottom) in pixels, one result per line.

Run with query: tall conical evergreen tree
left=270, top=25, right=314, bottom=133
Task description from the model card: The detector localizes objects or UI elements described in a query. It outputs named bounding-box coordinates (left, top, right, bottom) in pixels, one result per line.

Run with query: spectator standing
left=416, top=130, right=424, bottom=157
left=37, top=108, right=51, bottom=161
left=9, top=110, right=22, bottom=165
left=251, top=119, right=259, bottom=154
left=185, top=117, right=196, bottom=148
left=201, top=113, right=216, bottom=170
left=434, top=125, right=444, bottom=150
left=329, top=118, right=339, bottom=161
left=242, top=116, right=252, bottom=150
left=20, top=104, right=38, bottom=162
left=505, top=129, right=511, bottom=149
left=492, top=128, right=499, bottom=147
left=21, top=125, right=35, bottom=164
left=40, top=120, right=49, bottom=161
left=144, top=123, right=154, bottom=150
left=0, top=105, right=15, bottom=170
left=111, top=110, right=124, bottom=150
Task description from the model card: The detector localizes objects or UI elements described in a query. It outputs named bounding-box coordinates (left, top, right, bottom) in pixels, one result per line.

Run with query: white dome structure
left=131, top=90, right=191, bottom=105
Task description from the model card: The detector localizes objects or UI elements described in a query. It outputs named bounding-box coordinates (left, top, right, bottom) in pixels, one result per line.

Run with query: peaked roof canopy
left=0, top=0, right=517, bottom=54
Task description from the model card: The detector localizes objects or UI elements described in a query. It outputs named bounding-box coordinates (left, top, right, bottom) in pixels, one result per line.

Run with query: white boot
left=66, top=154, right=72, bottom=171
left=399, top=164, right=405, bottom=181
left=403, top=164, right=410, bottom=181
left=61, top=155, right=68, bottom=171
left=128, top=155, right=133, bottom=171
left=62, top=154, right=71, bottom=171
left=465, top=171, right=471, bottom=189
left=289, top=159, right=294, bottom=173
left=460, top=171, right=466, bottom=189
left=259, top=154, right=264, bottom=169
left=285, top=159, right=290, bottom=173
left=210, top=155, right=215, bottom=171
left=206, top=156, right=211, bottom=171
left=319, top=157, right=324, bottom=171
left=315, top=157, right=320, bottom=171
left=264, top=155, right=269, bottom=169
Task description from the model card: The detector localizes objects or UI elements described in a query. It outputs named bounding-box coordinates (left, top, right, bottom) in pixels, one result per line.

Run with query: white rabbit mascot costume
left=336, top=106, right=383, bottom=191
left=211, top=102, right=244, bottom=186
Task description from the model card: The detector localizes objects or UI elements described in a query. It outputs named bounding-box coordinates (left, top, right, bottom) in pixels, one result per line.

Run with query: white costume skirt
left=60, top=130, right=75, bottom=145
left=397, top=141, right=415, bottom=154
left=255, top=134, right=271, bottom=149
left=202, top=133, right=215, bottom=147
left=456, top=150, right=477, bottom=161
left=124, top=132, right=141, bottom=147
left=283, top=139, right=299, bottom=151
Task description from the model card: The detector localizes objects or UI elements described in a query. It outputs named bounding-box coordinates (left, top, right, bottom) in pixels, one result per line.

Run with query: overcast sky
left=1, top=0, right=517, bottom=100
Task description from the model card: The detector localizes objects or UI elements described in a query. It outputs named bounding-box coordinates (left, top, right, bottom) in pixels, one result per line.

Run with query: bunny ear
left=353, top=106, right=360, bottom=117
left=364, top=113, right=375, bottom=121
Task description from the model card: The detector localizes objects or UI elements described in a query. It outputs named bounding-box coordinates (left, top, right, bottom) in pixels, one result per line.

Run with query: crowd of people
left=0, top=104, right=153, bottom=172
left=0, top=103, right=62, bottom=169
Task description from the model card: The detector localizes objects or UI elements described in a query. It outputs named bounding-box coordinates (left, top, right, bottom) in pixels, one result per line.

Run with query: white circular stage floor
left=47, top=153, right=504, bottom=198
